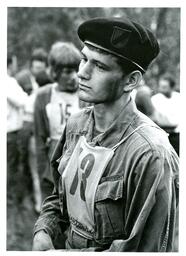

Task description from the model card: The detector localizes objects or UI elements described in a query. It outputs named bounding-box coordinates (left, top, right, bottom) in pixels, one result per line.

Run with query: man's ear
left=123, top=70, right=142, bottom=92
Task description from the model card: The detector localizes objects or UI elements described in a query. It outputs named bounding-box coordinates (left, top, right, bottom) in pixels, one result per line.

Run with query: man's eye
left=95, top=63, right=106, bottom=70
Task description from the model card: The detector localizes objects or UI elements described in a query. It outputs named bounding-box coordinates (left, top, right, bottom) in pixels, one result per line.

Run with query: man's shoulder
left=34, top=84, right=53, bottom=110
left=132, top=113, right=172, bottom=155
left=7, top=75, right=19, bottom=86
left=16, top=69, right=31, bottom=78
left=135, top=124, right=173, bottom=158
left=36, top=83, right=53, bottom=97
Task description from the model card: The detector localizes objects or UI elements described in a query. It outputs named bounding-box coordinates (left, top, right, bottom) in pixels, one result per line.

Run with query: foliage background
left=7, top=7, right=180, bottom=91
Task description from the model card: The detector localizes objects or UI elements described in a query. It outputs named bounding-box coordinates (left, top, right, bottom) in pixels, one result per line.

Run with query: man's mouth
left=79, top=83, right=91, bottom=90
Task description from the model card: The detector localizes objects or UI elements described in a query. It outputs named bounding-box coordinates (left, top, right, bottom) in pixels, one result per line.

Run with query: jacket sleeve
left=106, top=150, right=179, bottom=252
left=33, top=123, right=70, bottom=241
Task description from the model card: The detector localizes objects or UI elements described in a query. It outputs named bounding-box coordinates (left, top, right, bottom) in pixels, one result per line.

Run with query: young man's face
left=77, top=45, right=125, bottom=104
left=31, top=60, right=47, bottom=77
left=57, top=67, right=78, bottom=92
left=158, top=79, right=172, bottom=97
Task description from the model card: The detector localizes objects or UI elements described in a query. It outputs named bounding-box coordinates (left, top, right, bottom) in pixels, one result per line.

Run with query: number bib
left=59, top=136, right=114, bottom=239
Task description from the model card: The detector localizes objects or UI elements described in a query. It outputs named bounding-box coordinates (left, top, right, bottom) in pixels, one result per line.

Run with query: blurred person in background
left=16, top=48, right=49, bottom=94
left=151, top=74, right=180, bottom=155
left=15, top=48, right=49, bottom=212
left=35, top=70, right=52, bottom=87
left=134, top=77, right=180, bottom=156
left=7, top=54, right=28, bottom=204
left=34, top=42, right=81, bottom=206
left=133, top=79, right=155, bottom=118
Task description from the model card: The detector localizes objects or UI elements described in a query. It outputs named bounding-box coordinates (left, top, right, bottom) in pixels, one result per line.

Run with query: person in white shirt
left=7, top=55, right=28, bottom=203
left=152, top=73, right=180, bottom=155
left=15, top=48, right=49, bottom=212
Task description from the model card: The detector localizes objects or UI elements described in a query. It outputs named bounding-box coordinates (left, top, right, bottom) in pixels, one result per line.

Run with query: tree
left=8, top=7, right=180, bottom=89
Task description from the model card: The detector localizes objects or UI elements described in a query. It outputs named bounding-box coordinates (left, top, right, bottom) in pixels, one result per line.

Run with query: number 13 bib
left=59, top=136, right=114, bottom=239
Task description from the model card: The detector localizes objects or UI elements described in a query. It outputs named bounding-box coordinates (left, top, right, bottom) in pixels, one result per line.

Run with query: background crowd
left=7, top=7, right=180, bottom=250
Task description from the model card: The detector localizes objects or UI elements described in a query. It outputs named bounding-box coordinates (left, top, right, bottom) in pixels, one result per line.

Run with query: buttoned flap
left=95, top=175, right=124, bottom=202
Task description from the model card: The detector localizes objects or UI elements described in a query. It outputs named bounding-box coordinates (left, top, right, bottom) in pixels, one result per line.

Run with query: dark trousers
left=7, top=131, right=23, bottom=203
left=19, top=122, right=34, bottom=193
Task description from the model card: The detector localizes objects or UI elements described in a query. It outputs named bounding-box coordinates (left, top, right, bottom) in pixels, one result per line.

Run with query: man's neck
left=93, top=93, right=130, bottom=133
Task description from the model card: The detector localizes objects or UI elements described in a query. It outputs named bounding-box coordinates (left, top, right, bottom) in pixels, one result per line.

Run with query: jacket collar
left=81, top=97, right=139, bottom=148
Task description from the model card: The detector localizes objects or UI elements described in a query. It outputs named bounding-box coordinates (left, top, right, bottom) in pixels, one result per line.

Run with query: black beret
left=78, top=17, right=160, bottom=72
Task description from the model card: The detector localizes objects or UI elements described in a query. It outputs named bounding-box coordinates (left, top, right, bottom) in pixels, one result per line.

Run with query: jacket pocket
left=94, top=175, right=125, bottom=244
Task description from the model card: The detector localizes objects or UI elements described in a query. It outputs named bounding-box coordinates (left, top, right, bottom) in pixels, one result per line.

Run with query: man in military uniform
left=33, top=17, right=179, bottom=252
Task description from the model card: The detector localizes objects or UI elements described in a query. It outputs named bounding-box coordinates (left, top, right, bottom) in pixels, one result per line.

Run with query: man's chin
left=79, top=94, right=93, bottom=103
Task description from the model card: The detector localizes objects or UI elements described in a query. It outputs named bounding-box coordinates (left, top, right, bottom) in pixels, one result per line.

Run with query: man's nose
left=77, top=61, right=92, bottom=80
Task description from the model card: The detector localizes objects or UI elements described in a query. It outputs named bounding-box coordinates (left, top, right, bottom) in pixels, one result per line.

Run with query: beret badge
left=111, top=26, right=132, bottom=49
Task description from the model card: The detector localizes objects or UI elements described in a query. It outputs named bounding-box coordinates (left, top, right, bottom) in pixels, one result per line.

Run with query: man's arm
left=33, top=127, right=69, bottom=250
left=34, top=93, right=50, bottom=179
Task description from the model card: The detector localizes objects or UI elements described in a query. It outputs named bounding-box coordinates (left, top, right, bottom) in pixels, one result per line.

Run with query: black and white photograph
left=2, top=0, right=184, bottom=254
